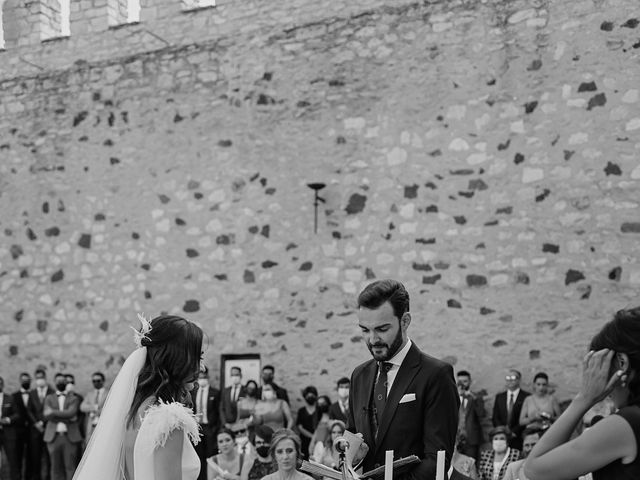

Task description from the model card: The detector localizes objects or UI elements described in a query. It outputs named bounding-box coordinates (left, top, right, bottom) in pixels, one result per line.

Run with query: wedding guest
left=43, top=373, right=82, bottom=480
left=261, top=429, right=313, bottom=480
left=478, top=426, right=521, bottom=480
left=253, top=384, right=293, bottom=431
left=79, top=372, right=109, bottom=448
left=296, top=386, right=320, bottom=460
left=10, top=372, right=33, bottom=480
left=207, top=428, right=245, bottom=480
left=258, top=366, right=289, bottom=404
left=518, top=373, right=561, bottom=431
left=221, top=367, right=246, bottom=428
left=28, top=368, right=54, bottom=480
left=492, top=370, right=530, bottom=450
left=328, top=377, right=350, bottom=423
left=502, top=427, right=542, bottom=480
left=236, top=381, right=259, bottom=428
left=311, top=419, right=346, bottom=478
left=192, top=366, right=221, bottom=480
left=456, top=370, right=485, bottom=462
left=242, top=425, right=276, bottom=480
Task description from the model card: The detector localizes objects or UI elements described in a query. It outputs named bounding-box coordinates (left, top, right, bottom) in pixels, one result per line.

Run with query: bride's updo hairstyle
left=590, top=306, right=640, bottom=405
left=127, top=315, right=203, bottom=426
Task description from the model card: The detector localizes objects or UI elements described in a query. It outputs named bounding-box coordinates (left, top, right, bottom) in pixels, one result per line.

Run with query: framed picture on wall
left=220, top=353, right=261, bottom=390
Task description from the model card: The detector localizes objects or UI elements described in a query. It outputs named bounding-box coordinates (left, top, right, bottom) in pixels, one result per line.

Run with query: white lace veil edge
left=72, top=347, right=147, bottom=480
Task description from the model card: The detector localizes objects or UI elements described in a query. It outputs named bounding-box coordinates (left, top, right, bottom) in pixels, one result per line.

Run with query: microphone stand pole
left=338, top=449, right=349, bottom=480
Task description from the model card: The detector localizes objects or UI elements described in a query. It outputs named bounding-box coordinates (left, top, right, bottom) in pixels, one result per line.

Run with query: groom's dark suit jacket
left=347, top=342, right=459, bottom=480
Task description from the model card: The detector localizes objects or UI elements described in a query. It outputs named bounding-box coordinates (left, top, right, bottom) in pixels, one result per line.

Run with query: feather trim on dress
left=136, top=400, right=200, bottom=455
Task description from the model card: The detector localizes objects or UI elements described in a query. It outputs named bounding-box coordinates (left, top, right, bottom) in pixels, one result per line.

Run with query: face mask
left=237, top=435, right=249, bottom=447
left=198, top=379, right=208, bottom=388
left=35, top=379, right=46, bottom=388
left=305, top=395, right=317, bottom=404
left=230, top=375, right=241, bottom=385
left=263, top=391, right=276, bottom=401
left=21, top=381, right=31, bottom=390
left=56, top=382, right=67, bottom=392
left=317, top=403, right=329, bottom=414
left=92, top=380, right=104, bottom=389
left=256, top=445, right=270, bottom=458
left=65, top=383, right=75, bottom=393
left=492, top=439, right=508, bottom=453
left=338, top=388, right=349, bottom=399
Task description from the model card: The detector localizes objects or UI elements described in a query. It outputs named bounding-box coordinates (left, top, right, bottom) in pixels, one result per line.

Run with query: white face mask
left=492, top=439, right=508, bottom=453
left=230, top=375, right=241, bottom=385
left=237, top=435, right=249, bottom=447
left=263, top=391, right=276, bottom=401
left=198, top=379, right=208, bottom=388
left=338, top=387, right=350, bottom=399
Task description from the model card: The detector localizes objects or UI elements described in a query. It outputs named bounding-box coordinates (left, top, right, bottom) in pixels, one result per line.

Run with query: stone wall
left=1, top=0, right=639, bottom=409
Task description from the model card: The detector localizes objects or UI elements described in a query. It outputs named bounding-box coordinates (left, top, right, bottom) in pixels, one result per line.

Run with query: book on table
left=300, top=455, right=420, bottom=480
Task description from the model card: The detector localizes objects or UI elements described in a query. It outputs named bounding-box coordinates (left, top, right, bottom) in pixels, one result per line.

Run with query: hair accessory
left=132, top=313, right=152, bottom=348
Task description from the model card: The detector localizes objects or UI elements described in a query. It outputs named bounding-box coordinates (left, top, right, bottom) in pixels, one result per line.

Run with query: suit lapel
left=374, top=343, right=421, bottom=454
left=358, top=360, right=377, bottom=444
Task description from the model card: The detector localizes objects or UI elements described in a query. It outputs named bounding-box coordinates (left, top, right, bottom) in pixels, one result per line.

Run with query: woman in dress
left=236, top=380, right=259, bottom=428
left=262, top=429, right=314, bottom=480
left=525, top=307, right=640, bottom=479
left=253, top=384, right=293, bottom=431
left=242, top=425, right=276, bottom=480
left=477, top=426, right=521, bottom=480
left=207, top=428, right=245, bottom=480
left=312, top=419, right=346, bottom=476
left=518, top=373, right=562, bottom=431
left=296, top=386, right=320, bottom=460
left=73, top=314, right=203, bottom=480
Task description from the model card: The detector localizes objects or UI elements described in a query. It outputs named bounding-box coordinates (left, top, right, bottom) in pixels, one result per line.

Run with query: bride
left=73, top=314, right=204, bottom=480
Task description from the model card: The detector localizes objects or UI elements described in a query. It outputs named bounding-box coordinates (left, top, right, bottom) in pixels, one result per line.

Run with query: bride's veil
left=73, top=346, right=147, bottom=480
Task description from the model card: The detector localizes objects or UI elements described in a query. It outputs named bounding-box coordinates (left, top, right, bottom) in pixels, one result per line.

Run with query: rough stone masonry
left=0, top=0, right=639, bottom=408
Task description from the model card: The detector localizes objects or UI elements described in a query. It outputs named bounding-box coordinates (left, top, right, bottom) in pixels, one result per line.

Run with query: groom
left=347, top=279, right=459, bottom=480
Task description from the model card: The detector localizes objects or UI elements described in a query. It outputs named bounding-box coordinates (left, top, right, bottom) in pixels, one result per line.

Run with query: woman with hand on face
left=253, top=384, right=293, bottom=431
left=207, top=428, right=244, bottom=480
left=525, top=307, right=640, bottom=480
left=261, top=429, right=314, bottom=480
left=519, top=373, right=562, bottom=431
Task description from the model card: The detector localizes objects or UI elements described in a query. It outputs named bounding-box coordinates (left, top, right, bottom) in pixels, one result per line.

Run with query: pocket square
left=399, top=393, right=416, bottom=404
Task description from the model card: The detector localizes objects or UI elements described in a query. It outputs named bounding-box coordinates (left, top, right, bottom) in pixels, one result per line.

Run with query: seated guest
left=492, top=370, right=530, bottom=450
left=241, top=425, right=276, bottom=480
left=501, top=427, right=542, bottom=480
left=312, top=420, right=346, bottom=478
left=519, top=372, right=561, bottom=431
left=478, top=426, right=521, bottom=480
left=208, top=428, right=245, bottom=480
left=253, top=384, right=293, bottom=431
left=261, top=429, right=313, bottom=480
left=328, top=377, right=350, bottom=423
left=525, top=307, right=640, bottom=479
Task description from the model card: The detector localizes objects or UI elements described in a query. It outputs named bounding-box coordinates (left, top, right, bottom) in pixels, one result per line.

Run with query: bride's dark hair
left=127, top=315, right=203, bottom=426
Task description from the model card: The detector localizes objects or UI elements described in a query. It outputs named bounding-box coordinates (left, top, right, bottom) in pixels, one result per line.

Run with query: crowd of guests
left=0, top=348, right=623, bottom=480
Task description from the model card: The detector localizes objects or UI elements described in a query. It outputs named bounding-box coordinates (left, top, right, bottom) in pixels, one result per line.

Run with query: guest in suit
left=221, top=366, right=247, bottom=428
left=8, top=372, right=33, bottom=480
left=477, top=426, right=521, bottom=480
left=492, top=370, right=530, bottom=450
left=63, top=374, right=84, bottom=445
left=27, top=368, right=54, bottom=480
left=347, top=279, right=460, bottom=480
left=328, top=377, right=350, bottom=423
left=1, top=376, right=20, bottom=480
left=43, top=373, right=82, bottom=480
left=79, top=372, right=108, bottom=448
left=456, top=370, right=485, bottom=463
left=192, top=365, right=221, bottom=480
left=258, top=366, right=289, bottom=405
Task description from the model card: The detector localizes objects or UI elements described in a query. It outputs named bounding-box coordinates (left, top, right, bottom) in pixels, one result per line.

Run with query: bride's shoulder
left=137, top=400, right=200, bottom=451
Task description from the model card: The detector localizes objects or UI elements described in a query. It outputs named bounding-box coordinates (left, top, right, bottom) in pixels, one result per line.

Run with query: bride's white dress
left=133, top=401, right=201, bottom=480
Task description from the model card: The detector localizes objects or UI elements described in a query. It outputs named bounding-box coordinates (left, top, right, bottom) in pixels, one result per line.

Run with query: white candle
left=436, top=450, right=445, bottom=480
left=384, top=450, right=394, bottom=480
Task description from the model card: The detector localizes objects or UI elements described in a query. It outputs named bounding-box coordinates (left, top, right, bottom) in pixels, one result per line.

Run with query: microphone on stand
left=333, top=436, right=350, bottom=454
